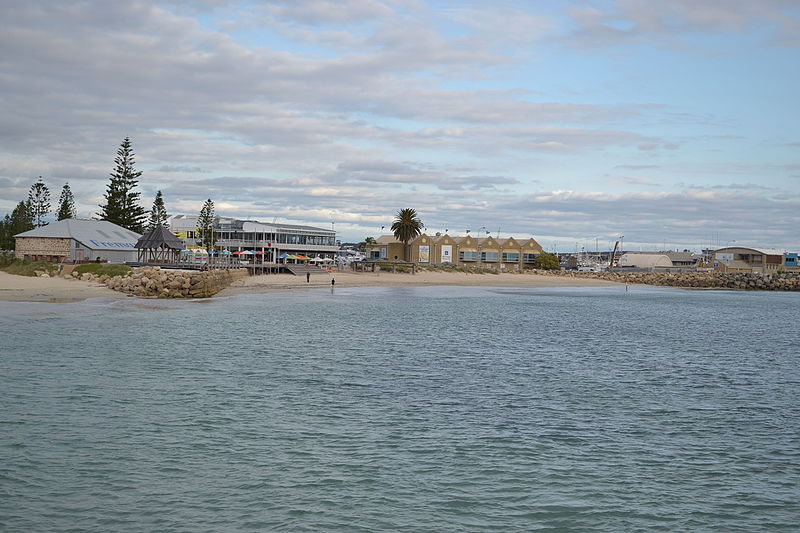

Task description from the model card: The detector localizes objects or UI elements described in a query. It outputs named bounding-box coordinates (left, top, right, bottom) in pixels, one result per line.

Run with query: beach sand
left=0, top=268, right=620, bottom=303
left=0, top=271, right=123, bottom=302
left=218, top=268, right=619, bottom=297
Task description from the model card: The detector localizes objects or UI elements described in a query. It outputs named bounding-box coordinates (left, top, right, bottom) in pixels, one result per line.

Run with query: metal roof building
left=14, top=219, right=141, bottom=263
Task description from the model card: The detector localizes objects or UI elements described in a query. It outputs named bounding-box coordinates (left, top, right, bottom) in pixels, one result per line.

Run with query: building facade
left=168, top=215, right=338, bottom=261
left=366, top=233, right=543, bottom=270
left=712, top=247, right=795, bottom=273
left=14, top=219, right=141, bottom=263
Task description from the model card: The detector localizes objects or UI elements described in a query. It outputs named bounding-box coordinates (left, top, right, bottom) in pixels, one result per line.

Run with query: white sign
left=380, top=247, right=387, bottom=259
left=441, top=245, right=452, bottom=263
left=419, top=245, right=430, bottom=263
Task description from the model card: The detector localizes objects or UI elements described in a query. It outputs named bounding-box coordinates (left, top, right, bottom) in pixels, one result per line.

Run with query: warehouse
left=14, top=219, right=142, bottom=263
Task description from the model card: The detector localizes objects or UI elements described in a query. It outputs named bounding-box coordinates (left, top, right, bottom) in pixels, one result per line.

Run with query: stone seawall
left=535, top=270, right=800, bottom=291
left=79, top=267, right=249, bottom=298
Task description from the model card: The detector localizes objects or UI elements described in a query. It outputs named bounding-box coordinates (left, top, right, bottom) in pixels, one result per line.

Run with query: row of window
left=458, top=251, right=539, bottom=262
left=182, top=230, right=335, bottom=246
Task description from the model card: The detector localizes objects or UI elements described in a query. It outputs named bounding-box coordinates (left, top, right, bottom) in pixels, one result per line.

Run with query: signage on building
left=441, top=245, right=452, bottom=263
left=419, top=245, right=430, bottom=263
left=717, top=253, right=733, bottom=266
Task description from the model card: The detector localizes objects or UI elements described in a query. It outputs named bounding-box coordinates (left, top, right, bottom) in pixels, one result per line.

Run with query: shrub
left=1, top=259, right=59, bottom=277
left=534, top=252, right=560, bottom=270
left=73, top=263, right=132, bottom=277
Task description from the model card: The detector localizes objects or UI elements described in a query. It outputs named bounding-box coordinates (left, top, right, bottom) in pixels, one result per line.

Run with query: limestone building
left=14, top=219, right=141, bottom=263
left=366, top=233, right=543, bottom=270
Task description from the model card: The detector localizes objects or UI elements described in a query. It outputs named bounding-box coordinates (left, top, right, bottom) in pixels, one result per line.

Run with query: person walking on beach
left=306, top=271, right=310, bottom=283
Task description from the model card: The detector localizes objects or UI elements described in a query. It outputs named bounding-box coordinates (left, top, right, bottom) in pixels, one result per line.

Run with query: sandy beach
left=217, top=269, right=619, bottom=297
left=0, top=271, right=124, bottom=302
left=0, top=268, right=620, bottom=303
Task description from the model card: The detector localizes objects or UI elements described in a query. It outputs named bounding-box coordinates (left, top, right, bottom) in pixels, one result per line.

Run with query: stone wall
left=77, top=266, right=249, bottom=298
left=16, top=237, right=71, bottom=258
left=532, top=269, right=800, bottom=291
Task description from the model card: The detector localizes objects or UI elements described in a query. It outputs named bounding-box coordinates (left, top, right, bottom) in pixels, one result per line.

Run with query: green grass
left=73, top=263, right=132, bottom=277
left=0, top=259, right=59, bottom=277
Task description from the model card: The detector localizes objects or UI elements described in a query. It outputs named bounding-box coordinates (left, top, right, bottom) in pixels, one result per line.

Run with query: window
left=481, top=251, right=498, bottom=262
left=523, top=253, right=538, bottom=263
left=459, top=251, right=478, bottom=261
left=186, top=230, right=195, bottom=239
left=502, top=252, right=519, bottom=262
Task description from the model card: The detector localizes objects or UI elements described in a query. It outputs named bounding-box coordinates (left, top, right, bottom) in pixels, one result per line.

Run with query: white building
left=168, top=215, right=338, bottom=261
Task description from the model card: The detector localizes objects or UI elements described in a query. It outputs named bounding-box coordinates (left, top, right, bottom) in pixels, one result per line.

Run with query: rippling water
left=1, top=286, right=798, bottom=532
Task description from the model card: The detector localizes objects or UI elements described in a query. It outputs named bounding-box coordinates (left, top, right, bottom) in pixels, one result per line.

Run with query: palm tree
left=391, top=208, right=423, bottom=261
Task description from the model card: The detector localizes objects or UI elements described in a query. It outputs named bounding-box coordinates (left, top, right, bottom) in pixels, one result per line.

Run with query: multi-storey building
left=168, top=215, right=337, bottom=262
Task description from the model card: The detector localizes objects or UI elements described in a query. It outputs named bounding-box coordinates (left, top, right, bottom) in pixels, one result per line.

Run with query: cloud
left=564, top=0, right=800, bottom=48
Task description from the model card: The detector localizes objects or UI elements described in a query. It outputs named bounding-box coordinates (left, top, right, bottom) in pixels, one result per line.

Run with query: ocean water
left=1, top=285, right=798, bottom=532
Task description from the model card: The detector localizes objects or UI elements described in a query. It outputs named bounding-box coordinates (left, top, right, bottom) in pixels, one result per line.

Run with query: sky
left=1, top=0, right=798, bottom=252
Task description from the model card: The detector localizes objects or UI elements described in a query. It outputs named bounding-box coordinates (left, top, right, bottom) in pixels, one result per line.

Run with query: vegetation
left=57, top=182, right=77, bottom=220
left=0, top=201, right=34, bottom=250
left=357, top=236, right=376, bottom=252
left=0, top=259, right=58, bottom=277
left=28, top=177, right=51, bottom=227
left=419, top=263, right=500, bottom=274
left=147, top=190, right=169, bottom=229
left=196, top=199, right=216, bottom=252
left=98, top=136, right=147, bottom=233
left=534, top=252, right=560, bottom=270
left=391, top=208, right=423, bottom=261
left=73, top=263, right=132, bottom=277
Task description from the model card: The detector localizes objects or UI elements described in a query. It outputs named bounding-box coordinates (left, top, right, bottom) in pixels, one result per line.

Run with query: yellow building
left=367, top=233, right=543, bottom=270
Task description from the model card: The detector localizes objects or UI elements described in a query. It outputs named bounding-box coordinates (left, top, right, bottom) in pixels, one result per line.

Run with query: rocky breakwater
left=534, top=269, right=800, bottom=291
left=77, top=266, right=249, bottom=298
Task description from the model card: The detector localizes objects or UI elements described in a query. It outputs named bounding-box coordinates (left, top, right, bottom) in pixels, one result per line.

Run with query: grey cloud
left=264, top=0, right=394, bottom=25
left=157, top=165, right=207, bottom=173
left=564, top=0, right=800, bottom=48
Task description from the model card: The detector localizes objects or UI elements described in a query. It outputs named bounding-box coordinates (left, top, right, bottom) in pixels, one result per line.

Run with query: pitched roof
left=136, top=225, right=184, bottom=250
left=15, top=219, right=141, bottom=251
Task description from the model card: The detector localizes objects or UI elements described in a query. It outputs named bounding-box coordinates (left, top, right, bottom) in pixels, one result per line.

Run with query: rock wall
left=77, top=266, right=249, bottom=298
left=532, top=269, right=800, bottom=291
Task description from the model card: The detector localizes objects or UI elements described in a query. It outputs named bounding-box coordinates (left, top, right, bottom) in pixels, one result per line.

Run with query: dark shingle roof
left=135, top=225, right=184, bottom=250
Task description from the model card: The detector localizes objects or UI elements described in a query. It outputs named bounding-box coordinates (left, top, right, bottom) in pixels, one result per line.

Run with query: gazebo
left=135, top=225, right=185, bottom=264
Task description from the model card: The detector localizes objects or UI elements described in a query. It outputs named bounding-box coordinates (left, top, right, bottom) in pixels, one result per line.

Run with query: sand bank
left=218, top=269, right=619, bottom=297
left=0, top=271, right=123, bottom=302
left=0, top=268, right=620, bottom=303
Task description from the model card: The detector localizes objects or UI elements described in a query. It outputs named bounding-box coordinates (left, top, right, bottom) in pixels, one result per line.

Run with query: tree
left=196, top=199, right=216, bottom=253
left=391, top=208, right=423, bottom=261
left=28, top=176, right=51, bottom=227
left=147, top=190, right=169, bottom=229
left=97, top=136, right=147, bottom=233
left=357, top=236, right=376, bottom=252
left=534, top=252, right=560, bottom=270
left=0, top=214, right=12, bottom=250
left=3, top=201, right=34, bottom=249
left=57, top=182, right=77, bottom=220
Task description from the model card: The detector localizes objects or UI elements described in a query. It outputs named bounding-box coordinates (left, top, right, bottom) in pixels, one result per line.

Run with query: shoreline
left=0, top=269, right=620, bottom=303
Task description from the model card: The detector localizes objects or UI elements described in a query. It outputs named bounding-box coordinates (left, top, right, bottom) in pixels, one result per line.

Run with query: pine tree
left=28, top=176, right=51, bottom=227
left=8, top=201, right=34, bottom=247
left=147, top=190, right=169, bottom=229
left=0, top=213, right=13, bottom=250
left=196, top=199, right=216, bottom=252
left=98, top=137, right=146, bottom=233
left=57, top=182, right=77, bottom=220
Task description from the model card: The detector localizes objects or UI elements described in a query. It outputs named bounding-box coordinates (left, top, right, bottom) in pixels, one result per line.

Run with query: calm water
left=1, top=285, right=798, bottom=532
